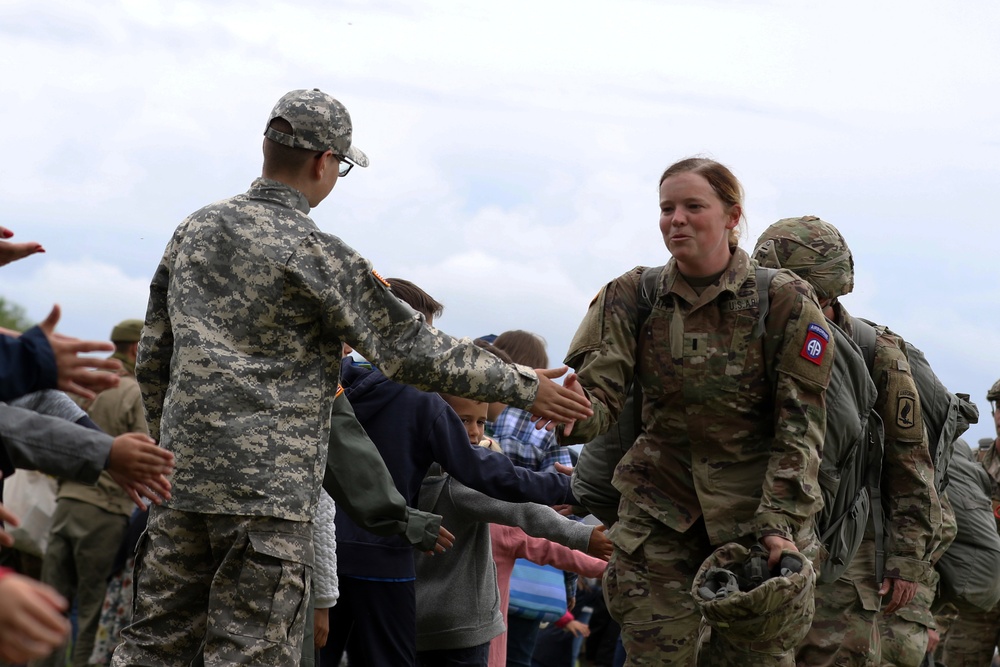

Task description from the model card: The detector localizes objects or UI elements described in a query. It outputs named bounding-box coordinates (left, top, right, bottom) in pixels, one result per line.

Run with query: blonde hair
left=660, top=157, right=746, bottom=246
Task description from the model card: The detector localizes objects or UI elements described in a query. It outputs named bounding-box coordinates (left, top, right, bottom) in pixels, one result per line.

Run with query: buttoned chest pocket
left=640, top=310, right=763, bottom=401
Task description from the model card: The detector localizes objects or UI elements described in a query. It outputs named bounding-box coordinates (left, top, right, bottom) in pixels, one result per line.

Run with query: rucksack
left=935, top=439, right=1000, bottom=610
left=570, top=266, right=885, bottom=584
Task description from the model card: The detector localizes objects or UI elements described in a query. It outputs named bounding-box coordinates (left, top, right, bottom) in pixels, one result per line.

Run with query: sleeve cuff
left=883, top=556, right=934, bottom=583
left=403, top=508, right=443, bottom=552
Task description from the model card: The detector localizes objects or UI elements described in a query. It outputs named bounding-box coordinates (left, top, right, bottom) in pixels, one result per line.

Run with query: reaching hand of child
left=38, top=305, right=122, bottom=400
left=107, top=434, right=174, bottom=509
left=0, top=499, right=19, bottom=548
left=0, top=225, right=44, bottom=267
left=424, top=525, right=455, bottom=556
left=563, top=619, right=590, bottom=638
left=0, top=570, right=71, bottom=663
left=528, top=367, right=592, bottom=432
left=588, top=525, right=613, bottom=561
left=314, top=607, right=330, bottom=649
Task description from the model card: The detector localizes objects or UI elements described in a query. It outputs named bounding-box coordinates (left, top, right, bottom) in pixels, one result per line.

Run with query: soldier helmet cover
left=987, top=379, right=1000, bottom=403
left=752, top=215, right=854, bottom=300
left=264, top=89, right=369, bottom=168
left=692, top=542, right=816, bottom=653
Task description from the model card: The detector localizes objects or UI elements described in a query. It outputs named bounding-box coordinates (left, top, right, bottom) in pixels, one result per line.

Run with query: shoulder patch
left=896, top=395, right=916, bottom=429
left=800, top=323, right=829, bottom=365
left=372, top=269, right=391, bottom=288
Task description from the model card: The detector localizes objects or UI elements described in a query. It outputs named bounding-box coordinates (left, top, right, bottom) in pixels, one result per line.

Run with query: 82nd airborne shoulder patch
left=800, top=323, right=830, bottom=366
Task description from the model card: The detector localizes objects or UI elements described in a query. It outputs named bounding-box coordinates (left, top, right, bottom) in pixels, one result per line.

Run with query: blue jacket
left=335, top=361, right=575, bottom=579
left=1, top=326, right=57, bottom=402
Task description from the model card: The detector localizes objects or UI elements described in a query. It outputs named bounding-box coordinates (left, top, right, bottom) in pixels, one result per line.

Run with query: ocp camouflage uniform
left=564, top=247, right=833, bottom=666
left=880, top=491, right=955, bottom=667
left=752, top=218, right=940, bottom=667
left=114, top=92, right=543, bottom=667
left=797, top=311, right=939, bottom=667
left=938, top=435, right=1000, bottom=666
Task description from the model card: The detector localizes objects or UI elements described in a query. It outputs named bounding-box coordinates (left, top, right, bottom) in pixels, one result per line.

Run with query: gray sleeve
left=0, top=404, right=111, bottom=483
left=447, top=479, right=592, bottom=553
left=9, top=390, right=87, bottom=423
left=312, top=492, right=339, bottom=608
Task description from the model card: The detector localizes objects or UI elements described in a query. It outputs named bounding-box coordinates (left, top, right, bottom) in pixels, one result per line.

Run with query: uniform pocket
left=225, top=531, right=312, bottom=643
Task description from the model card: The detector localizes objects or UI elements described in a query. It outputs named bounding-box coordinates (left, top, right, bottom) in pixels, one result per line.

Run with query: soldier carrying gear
left=693, top=542, right=815, bottom=667
left=752, top=215, right=855, bottom=301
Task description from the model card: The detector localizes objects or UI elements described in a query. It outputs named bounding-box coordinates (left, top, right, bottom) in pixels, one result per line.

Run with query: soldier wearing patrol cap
left=560, top=158, right=833, bottom=665
left=753, top=216, right=941, bottom=667
left=937, top=380, right=1000, bottom=665
left=112, top=89, right=591, bottom=667
left=33, top=319, right=149, bottom=667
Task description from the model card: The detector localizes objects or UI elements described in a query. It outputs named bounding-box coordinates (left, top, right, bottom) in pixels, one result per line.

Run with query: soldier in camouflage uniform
left=937, top=380, right=1000, bottom=666
left=112, top=89, right=591, bottom=667
left=753, top=216, right=940, bottom=667
left=561, top=158, right=834, bottom=666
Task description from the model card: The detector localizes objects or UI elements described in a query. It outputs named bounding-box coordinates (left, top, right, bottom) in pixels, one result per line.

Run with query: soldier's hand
left=760, top=534, right=797, bottom=568
left=0, top=497, right=19, bottom=548
left=878, top=577, right=917, bottom=614
left=38, top=305, right=122, bottom=400
left=528, top=367, right=592, bottom=432
left=0, top=225, right=44, bottom=267
left=926, top=627, right=940, bottom=653
left=588, top=525, right=613, bottom=561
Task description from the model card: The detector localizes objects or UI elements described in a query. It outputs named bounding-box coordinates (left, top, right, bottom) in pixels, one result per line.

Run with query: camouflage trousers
left=938, top=597, right=1000, bottom=667
left=111, top=506, right=313, bottom=667
left=796, top=538, right=881, bottom=667
left=877, top=576, right=936, bottom=667
left=604, top=500, right=817, bottom=666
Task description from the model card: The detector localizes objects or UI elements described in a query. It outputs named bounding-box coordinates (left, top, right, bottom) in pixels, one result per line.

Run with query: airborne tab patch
left=800, top=323, right=829, bottom=366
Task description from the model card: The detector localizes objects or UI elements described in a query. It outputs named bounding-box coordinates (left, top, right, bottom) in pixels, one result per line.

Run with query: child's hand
left=563, top=619, right=590, bottom=638
left=0, top=225, right=45, bottom=267
left=0, top=499, right=19, bottom=548
left=38, top=305, right=122, bottom=400
left=107, top=434, right=174, bottom=509
left=424, top=525, right=455, bottom=555
left=588, top=524, right=613, bottom=561
left=0, top=571, right=71, bottom=663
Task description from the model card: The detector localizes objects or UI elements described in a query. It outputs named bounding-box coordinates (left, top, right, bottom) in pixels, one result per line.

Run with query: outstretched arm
left=322, top=390, right=443, bottom=552
left=0, top=225, right=44, bottom=267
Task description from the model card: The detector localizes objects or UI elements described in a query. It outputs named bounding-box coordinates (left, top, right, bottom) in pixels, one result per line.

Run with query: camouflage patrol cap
left=752, top=216, right=854, bottom=299
left=264, top=89, right=369, bottom=168
left=110, top=319, right=144, bottom=343
left=987, top=379, right=1000, bottom=402
left=692, top=543, right=816, bottom=656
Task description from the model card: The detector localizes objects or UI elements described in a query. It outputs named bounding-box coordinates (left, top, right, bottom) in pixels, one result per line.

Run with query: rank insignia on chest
left=800, top=323, right=829, bottom=365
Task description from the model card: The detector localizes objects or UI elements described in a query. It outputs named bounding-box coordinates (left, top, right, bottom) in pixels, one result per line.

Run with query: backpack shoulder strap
left=849, top=316, right=878, bottom=375
left=637, top=265, right=663, bottom=328
left=752, top=266, right=779, bottom=340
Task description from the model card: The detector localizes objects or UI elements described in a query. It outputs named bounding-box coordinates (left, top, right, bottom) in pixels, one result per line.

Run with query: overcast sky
left=3, top=0, right=999, bottom=444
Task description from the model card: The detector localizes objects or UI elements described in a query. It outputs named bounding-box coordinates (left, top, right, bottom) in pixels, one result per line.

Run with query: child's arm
left=520, top=528, right=609, bottom=579
left=322, top=391, right=443, bottom=552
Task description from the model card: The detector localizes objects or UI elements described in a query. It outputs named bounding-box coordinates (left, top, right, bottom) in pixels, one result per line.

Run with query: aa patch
left=800, top=323, right=829, bottom=366
left=896, top=396, right=916, bottom=429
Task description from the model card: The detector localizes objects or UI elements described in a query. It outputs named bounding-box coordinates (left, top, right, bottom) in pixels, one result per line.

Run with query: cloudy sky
left=3, top=0, right=999, bottom=444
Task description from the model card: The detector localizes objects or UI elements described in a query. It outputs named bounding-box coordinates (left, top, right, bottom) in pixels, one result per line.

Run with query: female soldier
left=561, top=158, right=834, bottom=665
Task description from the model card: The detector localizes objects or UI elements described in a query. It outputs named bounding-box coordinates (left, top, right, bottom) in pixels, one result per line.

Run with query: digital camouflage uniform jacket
left=564, top=248, right=832, bottom=545
left=835, top=306, right=939, bottom=583
left=137, top=178, right=540, bottom=522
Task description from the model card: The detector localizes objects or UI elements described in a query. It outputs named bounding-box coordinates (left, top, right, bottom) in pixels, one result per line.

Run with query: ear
left=725, top=205, right=742, bottom=229
left=312, top=150, right=332, bottom=181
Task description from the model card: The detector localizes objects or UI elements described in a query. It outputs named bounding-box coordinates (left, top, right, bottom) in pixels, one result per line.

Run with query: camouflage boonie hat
left=264, top=89, right=369, bottom=168
left=752, top=216, right=854, bottom=299
left=987, top=379, right=1000, bottom=403
left=110, top=318, right=144, bottom=343
left=692, top=542, right=816, bottom=660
